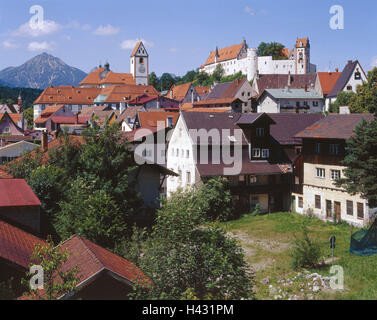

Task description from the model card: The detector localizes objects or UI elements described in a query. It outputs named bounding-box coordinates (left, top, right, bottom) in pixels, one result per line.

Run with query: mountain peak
left=0, top=54, right=87, bottom=89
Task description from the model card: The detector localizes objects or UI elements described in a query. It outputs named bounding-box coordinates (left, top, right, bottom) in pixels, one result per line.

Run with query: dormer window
left=262, top=149, right=270, bottom=159
left=256, top=128, right=265, bottom=137
left=252, top=148, right=261, bottom=158
left=355, top=69, right=361, bottom=80
left=167, top=116, right=173, bottom=128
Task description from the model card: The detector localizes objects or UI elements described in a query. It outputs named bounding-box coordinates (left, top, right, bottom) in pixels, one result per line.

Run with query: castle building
left=200, top=38, right=317, bottom=82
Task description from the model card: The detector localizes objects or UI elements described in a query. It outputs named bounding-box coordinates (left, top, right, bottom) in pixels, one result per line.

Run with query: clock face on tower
left=139, top=65, right=146, bottom=73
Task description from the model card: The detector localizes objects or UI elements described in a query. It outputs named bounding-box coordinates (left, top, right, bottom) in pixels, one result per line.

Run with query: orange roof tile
left=165, top=83, right=192, bottom=100
left=195, top=86, right=210, bottom=95
left=138, top=111, right=179, bottom=128
left=34, top=86, right=101, bottom=105
left=0, top=220, right=46, bottom=269
left=317, top=72, right=342, bottom=95
left=131, top=42, right=142, bottom=57
left=204, top=42, right=245, bottom=66
left=186, top=107, right=231, bottom=113
left=101, top=85, right=159, bottom=103
left=0, top=113, right=22, bottom=124
left=180, top=103, right=194, bottom=111
left=296, top=38, right=309, bottom=48
left=99, top=71, right=136, bottom=85
left=80, top=68, right=105, bottom=86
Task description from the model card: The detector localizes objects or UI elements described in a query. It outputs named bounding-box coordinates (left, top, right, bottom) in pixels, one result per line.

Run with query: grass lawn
left=221, top=212, right=377, bottom=300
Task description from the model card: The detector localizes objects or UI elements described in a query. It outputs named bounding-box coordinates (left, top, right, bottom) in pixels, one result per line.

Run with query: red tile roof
left=0, top=220, right=45, bottom=269
left=131, top=42, right=142, bottom=57
left=0, top=169, right=12, bottom=179
left=138, top=111, right=179, bottom=128
left=165, top=83, right=193, bottom=101
left=34, top=86, right=101, bottom=105
left=0, top=179, right=41, bottom=207
left=296, top=114, right=375, bottom=140
left=60, top=236, right=150, bottom=288
left=204, top=42, right=245, bottom=66
left=317, top=72, right=341, bottom=95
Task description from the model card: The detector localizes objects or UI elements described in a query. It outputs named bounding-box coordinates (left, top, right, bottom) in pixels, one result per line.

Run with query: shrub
left=290, top=224, right=321, bottom=270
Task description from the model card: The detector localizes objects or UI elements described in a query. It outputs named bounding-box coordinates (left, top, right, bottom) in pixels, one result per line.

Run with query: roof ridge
left=75, top=235, right=105, bottom=270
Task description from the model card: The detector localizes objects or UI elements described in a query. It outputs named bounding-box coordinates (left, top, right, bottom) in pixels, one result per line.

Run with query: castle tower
left=247, top=48, right=258, bottom=81
left=295, top=38, right=310, bottom=74
left=130, top=41, right=149, bottom=86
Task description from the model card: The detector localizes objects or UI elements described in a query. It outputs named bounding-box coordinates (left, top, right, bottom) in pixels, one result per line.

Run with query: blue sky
left=0, top=0, right=376, bottom=76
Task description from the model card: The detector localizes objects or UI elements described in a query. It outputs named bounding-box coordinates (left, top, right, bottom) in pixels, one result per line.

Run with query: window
left=262, top=149, right=270, bottom=159
left=315, top=195, right=321, bottom=209
left=176, top=149, right=179, bottom=157
left=331, top=170, right=341, bottom=180
left=178, top=170, right=182, bottom=183
left=315, top=143, right=321, bottom=155
left=252, top=148, right=261, bottom=158
left=313, top=101, right=319, bottom=107
left=186, top=171, right=191, bottom=185
left=249, top=176, right=257, bottom=184
left=140, top=57, right=144, bottom=64
left=329, top=144, right=340, bottom=155
left=186, top=150, right=190, bottom=158
left=355, top=69, right=361, bottom=80
left=256, top=128, right=265, bottom=137
left=347, top=85, right=353, bottom=91
left=167, top=116, right=173, bottom=128
left=298, top=197, right=303, bottom=209
left=347, top=200, right=354, bottom=216
left=303, top=101, right=308, bottom=106
left=316, top=168, right=325, bottom=179
left=171, top=148, right=174, bottom=156
left=4, top=127, right=9, bottom=133
left=357, top=203, right=364, bottom=219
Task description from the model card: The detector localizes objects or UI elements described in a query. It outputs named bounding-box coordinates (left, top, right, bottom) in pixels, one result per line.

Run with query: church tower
left=130, top=41, right=149, bottom=85
left=295, top=38, right=310, bottom=74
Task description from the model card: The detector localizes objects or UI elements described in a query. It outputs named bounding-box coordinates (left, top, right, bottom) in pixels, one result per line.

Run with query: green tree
left=23, top=107, right=34, bottom=129
left=329, top=91, right=355, bottom=113
left=258, top=42, right=287, bottom=60
left=148, top=72, right=159, bottom=90
left=22, top=237, right=80, bottom=300
left=212, top=64, right=225, bottom=82
left=349, top=68, right=377, bottom=114
left=131, top=188, right=254, bottom=300
left=28, top=165, right=67, bottom=219
left=335, top=118, right=377, bottom=207
left=159, top=73, right=175, bottom=91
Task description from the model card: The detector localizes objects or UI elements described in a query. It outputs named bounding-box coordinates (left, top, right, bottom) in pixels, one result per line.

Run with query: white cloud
left=81, top=24, right=91, bottom=31
left=244, top=6, right=255, bottom=16
left=244, top=6, right=267, bottom=16
left=2, top=40, right=18, bottom=49
left=28, top=41, right=54, bottom=52
left=121, top=38, right=154, bottom=50
left=371, top=56, right=377, bottom=68
left=13, top=20, right=62, bottom=37
left=93, top=24, right=120, bottom=36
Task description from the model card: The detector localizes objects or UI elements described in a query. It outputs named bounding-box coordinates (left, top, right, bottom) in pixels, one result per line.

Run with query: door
left=326, top=200, right=332, bottom=218
left=334, top=202, right=341, bottom=221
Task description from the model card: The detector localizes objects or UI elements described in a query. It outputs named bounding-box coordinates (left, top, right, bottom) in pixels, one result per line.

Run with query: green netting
left=350, top=220, right=377, bottom=256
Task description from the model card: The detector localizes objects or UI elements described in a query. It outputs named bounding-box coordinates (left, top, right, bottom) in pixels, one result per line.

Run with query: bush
left=290, top=224, right=321, bottom=270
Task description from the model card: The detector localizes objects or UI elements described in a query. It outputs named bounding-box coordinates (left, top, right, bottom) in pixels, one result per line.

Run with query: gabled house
left=327, top=60, right=367, bottom=107
left=134, top=111, right=179, bottom=130
left=0, top=141, right=39, bottom=165
left=167, top=112, right=323, bottom=213
left=165, top=83, right=200, bottom=104
left=127, top=95, right=179, bottom=111
left=116, top=106, right=145, bottom=132
left=203, top=78, right=255, bottom=113
left=257, top=88, right=325, bottom=114
left=253, top=74, right=317, bottom=96
left=294, top=114, right=376, bottom=226
left=0, top=112, right=25, bottom=136
left=315, top=71, right=342, bottom=111
left=0, top=220, right=150, bottom=300
left=0, top=179, right=41, bottom=234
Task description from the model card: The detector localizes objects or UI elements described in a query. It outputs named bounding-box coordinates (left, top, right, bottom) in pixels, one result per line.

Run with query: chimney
left=42, top=131, right=48, bottom=152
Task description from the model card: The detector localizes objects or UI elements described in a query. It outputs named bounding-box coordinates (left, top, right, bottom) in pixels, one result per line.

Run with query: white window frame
left=252, top=148, right=261, bottom=158
left=331, top=169, right=341, bottom=181
left=262, top=149, right=270, bottom=159
left=316, top=168, right=326, bottom=179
